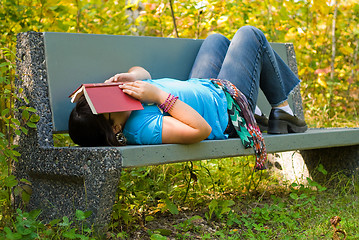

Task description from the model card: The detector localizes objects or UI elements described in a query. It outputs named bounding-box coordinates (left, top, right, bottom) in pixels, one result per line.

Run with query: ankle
left=273, top=105, right=294, bottom=116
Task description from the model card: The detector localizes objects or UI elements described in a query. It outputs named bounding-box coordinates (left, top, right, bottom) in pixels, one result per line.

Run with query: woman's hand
left=105, top=66, right=152, bottom=83
left=105, top=72, right=137, bottom=83
left=119, top=81, right=166, bottom=104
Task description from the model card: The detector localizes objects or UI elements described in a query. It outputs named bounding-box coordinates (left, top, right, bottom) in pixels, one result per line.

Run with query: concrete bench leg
left=26, top=170, right=121, bottom=230
left=268, top=151, right=310, bottom=184
left=14, top=147, right=122, bottom=233
left=300, top=145, right=359, bottom=184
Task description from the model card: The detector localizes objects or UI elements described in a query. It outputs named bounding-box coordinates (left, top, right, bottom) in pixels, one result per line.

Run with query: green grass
left=105, top=157, right=359, bottom=239
left=1, top=156, right=358, bottom=239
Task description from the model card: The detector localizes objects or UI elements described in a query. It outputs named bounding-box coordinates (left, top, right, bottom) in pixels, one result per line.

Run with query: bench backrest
left=41, top=33, right=298, bottom=132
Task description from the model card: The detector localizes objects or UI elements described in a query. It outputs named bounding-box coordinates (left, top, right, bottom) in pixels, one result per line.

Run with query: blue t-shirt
left=123, top=78, right=228, bottom=144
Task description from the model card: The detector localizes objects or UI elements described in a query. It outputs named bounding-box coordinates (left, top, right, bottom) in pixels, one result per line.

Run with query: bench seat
left=117, top=128, right=359, bottom=167
left=19, top=128, right=359, bottom=173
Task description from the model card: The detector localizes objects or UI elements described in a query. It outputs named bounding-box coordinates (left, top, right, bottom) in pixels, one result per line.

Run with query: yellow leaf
left=339, top=46, right=354, bottom=55
left=317, top=75, right=328, bottom=88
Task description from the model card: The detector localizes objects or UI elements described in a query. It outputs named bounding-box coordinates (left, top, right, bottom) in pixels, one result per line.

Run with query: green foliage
left=3, top=209, right=42, bottom=240
left=107, top=160, right=359, bottom=239
left=1, top=0, right=358, bottom=129
left=205, top=199, right=235, bottom=221
left=109, top=157, right=269, bottom=231
left=174, top=215, right=202, bottom=233
left=0, top=209, right=95, bottom=240
left=53, top=133, right=77, bottom=147
left=0, top=48, right=39, bottom=225
left=139, top=0, right=359, bottom=128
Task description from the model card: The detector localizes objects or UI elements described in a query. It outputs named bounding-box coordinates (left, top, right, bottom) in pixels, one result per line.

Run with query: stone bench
left=14, top=32, right=359, bottom=230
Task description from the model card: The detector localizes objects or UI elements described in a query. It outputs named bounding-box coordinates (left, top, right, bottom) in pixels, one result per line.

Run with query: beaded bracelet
left=159, top=94, right=178, bottom=113
left=164, top=95, right=178, bottom=112
left=159, top=94, right=171, bottom=110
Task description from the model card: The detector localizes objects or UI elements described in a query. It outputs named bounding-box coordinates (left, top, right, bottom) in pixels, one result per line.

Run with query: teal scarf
left=211, top=79, right=267, bottom=170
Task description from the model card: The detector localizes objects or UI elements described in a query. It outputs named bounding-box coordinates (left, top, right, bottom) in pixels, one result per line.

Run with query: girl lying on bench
left=68, top=26, right=307, bottom=170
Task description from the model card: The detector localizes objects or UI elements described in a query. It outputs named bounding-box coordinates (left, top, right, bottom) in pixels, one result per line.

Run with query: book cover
left=69, top=83, right=143, bottom=114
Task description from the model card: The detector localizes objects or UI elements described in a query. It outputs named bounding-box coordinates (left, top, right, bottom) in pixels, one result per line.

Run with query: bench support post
left=15, top=31, right=123, bottom=232
left=14, top=147, right=122, bottom=232
left=268, top=151, right=310, bottom=184
left=300, top=145, right=359, bottom=184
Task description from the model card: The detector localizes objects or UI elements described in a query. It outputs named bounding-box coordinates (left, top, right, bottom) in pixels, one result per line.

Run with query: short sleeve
left=123, top=105, right=163, bottom=145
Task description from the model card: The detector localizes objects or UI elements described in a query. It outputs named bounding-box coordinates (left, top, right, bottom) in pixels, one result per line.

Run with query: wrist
left=158, top=93, right=178, bottom=113
left=129, top=72, right=138, bottom=81
left=154, top=90, right=168, bottom=105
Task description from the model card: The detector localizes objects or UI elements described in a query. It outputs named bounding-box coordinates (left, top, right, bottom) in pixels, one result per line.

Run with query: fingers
left=106, top=74, right=121, bottom=83
left=119, top=81, right=159, bottom=103
left=119, top=81, right=142, bottom=98
left=105, top=76, right=116, bottom=83
left=119, top=81, right=140, bottom=89
left=104, top=78, right=113, bottom=83
left=120, top=81, right=148, bottom=89
left=105, top=73, right=135, bottom=83
left=119, top=81, right=143, bottom=93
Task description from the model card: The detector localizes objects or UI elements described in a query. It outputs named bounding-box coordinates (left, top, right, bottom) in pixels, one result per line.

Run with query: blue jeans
left=189, top=26, right=300, bottom=112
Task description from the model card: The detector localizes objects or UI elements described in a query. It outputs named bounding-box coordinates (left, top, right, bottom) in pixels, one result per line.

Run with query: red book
left=69, top=82, right=143, bottom=114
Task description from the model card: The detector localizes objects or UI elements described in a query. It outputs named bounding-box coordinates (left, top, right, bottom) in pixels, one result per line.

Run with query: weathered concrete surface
left=15, top=32, right=122, bottom=231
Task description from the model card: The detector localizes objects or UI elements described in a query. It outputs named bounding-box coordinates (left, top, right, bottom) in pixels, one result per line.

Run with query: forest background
left=1, top=0, right=358, bottom=128
left=0, top=0, right=358, bottom=239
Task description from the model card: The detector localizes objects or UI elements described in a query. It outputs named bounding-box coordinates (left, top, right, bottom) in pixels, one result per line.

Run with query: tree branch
left=169, top=0, right=179, bottom=38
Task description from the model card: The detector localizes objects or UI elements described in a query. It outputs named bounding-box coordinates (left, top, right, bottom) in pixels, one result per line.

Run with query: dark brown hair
left=68, top=95, right=121, bottom=147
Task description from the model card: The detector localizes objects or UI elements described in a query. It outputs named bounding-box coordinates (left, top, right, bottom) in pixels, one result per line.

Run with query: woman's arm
left=119, top=81, right=212, bottom=144
left=105, top=66, right=151, bottom=83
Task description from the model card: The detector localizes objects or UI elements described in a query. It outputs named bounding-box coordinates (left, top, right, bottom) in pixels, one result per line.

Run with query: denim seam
left=247, top=26, right=265, bottom=110
left=248, top=43, right=263, bottom=110
left=264, top=46, right=290, bottom=107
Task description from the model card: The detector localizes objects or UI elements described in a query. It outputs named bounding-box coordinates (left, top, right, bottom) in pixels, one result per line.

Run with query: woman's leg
left=217, top=26, right=300, bottom=112
left=189, top=34, right=230, bottom=79
left=190, top=27, right=306, bottom=133
left=189, top=31, right=269, bottom=131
